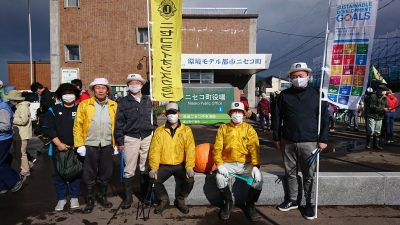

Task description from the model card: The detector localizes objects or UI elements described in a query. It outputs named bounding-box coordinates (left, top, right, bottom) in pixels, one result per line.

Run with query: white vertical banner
left=322, top=0, right=379, bottom=110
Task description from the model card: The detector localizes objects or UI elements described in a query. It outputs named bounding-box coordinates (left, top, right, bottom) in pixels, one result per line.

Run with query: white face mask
left=231, top=113, right=243, bottom=124
left=382, top=91, right=387, bottom=95
left=10, top=100, right=18, bottom=105
left=292, top=77, right=308, bottom=88
left=167, top=114, right=179, bottom=124
left=62, top=94, right=76, bottom=103
left=128, top=85, right=142, bottom=93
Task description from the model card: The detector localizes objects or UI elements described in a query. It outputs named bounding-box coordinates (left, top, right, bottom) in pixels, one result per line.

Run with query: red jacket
left=257, top=98, right=271, bottom=115
left=76, top=89, right=90, bottom=104
left=386, top=94, right=398, bottom=112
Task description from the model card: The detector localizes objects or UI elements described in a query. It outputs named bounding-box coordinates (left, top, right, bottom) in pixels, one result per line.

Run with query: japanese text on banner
left=151, top=0, right=183, bottom=101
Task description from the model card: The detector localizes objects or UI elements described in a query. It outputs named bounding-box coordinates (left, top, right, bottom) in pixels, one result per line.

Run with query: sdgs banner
left=322, top=0, right=379, bottom=110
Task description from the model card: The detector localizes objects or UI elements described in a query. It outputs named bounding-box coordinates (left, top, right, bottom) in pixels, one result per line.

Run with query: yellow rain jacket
left=213, top=121, right=260, bottom=167
left=73, top=97, right=118, bottom=147
left=149, top=122, right=195, bottom=170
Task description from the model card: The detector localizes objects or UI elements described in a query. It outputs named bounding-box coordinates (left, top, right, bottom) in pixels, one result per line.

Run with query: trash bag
left=56, top=149, right=83, bottom=181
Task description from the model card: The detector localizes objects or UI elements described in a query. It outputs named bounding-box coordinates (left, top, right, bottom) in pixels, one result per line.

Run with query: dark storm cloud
left=0, top=0, right=399, bottom=85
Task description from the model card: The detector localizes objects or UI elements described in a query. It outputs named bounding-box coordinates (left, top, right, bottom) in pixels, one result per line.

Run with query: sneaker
left=304, top=203, right=315, bottom=220
left=55, top=199, right=67, bottom=211
left=28, top=161, right=35, bottom=169
left=70, top=198, right=80, bottom=209
left=329, top=129, right=335, bottom=132
left=277, top=200, right=298, bottom=211
left=11, top=174, right=26, bottom=192
left=0, top=189, right=7, bottom=194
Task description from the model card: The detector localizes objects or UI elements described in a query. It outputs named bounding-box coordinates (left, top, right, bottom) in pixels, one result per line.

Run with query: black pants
left=155, top=164, right=194, bottom=195
left=329, top=116, right=335, bottom=129
left=82, top=145, right=113, bottom=186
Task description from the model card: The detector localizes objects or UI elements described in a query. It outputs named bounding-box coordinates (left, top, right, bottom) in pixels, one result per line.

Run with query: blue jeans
left=259, top=114, right=270, bottom=131
left=385, top=112, right=396, bottom=141
left=347, top=110, right=358, bottom=129
left=52, top=156, right=81, bottom=200
left=0, top=138, right=20, bottom=190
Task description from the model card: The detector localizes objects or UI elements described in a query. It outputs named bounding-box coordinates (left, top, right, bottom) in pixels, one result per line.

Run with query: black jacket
left=41, top=104, right=77, bottom=147
left=114, top=94, right=158, bottom=146
left=38, top=88, right=55, bottom=114
left=272, top=86, right=329, bottom=143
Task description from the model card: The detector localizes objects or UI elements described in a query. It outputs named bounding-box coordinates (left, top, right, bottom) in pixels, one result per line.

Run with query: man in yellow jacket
left=73, top=78, right=118, bottom=213
left=213, top=102, right=263, bottom=222
left=148, top=102, right=195, bottom=215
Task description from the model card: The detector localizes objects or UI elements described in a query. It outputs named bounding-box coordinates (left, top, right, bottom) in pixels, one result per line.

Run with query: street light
left=28, top=0, right=33, bottom=84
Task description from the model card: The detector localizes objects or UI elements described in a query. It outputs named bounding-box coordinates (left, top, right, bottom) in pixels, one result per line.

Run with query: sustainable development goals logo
left=336, top=2, right=372, bottom=22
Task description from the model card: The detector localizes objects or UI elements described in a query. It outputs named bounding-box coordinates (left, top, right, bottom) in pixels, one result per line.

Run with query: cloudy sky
left=0, top=0, right=399, bottom=85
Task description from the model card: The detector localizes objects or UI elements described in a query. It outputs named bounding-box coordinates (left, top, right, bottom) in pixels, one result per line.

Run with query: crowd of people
left=0, top=61, right=398, bottom=221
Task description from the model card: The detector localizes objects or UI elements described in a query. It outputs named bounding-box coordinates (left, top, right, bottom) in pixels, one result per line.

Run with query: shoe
left=0, top=189, right=7, bottom=194
left=55, top=199, right=67, bottom=211
left=277, top=199, right=298, bottom=211
left=373, top=136, right=383, bottom=150
left=98, top=182, right=113, bottom=208
left=174, top=198, right=189, bottom=214
left=354, top=129, right=359, bottom=132
left=267, top=128, right=271, bottom=132
left=121, top=177, right=134, bottom=210
left=304, top=203, right=315, bottom=220
left=11, top=174, right=26, bottom=192
left=154, top=189, right=170, bottom=214
left=70, top=198, right=80, bottom=209
left=84, top=185, right=95, bottom=213
left=28, top=161, right=35, bottom=169
left=218, top=186, right=233, bottom=220
left=329, top=129, right=335, bottom=132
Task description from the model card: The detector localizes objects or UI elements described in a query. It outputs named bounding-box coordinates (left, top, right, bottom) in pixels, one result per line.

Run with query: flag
left=151, top=0, right=183, bottom=101
left=371, top=65, right=387, bottom=84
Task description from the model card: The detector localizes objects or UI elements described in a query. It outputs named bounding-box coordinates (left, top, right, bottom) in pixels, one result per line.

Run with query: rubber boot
left=174, top=187, right=190, bottom=214
left=365, top=135, right=371, bottom=149
left=373, top=136, right=383, bottom=150
left=98, top=182, right=113, bottom=208
left=83, top=184, right=95, bottom=213
left=140, top=173, right=150, bottom=204
left=154, top=189, right=170, bottom=214
left=121, top=177, right=133, bottom=209
left=218, top=186, right=233, bottom=220
left=246, top=187, right=262, bottom=222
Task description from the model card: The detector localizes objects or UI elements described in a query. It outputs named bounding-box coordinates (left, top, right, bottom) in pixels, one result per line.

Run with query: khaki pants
left=123, top=135, right=152, bottom=178
left=10, top=139, right=30, bottom=175
left=367, top=117, right=382, bottom=136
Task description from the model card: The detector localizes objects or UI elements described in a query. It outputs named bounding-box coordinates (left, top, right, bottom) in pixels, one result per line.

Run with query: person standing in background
left=71, top=79, right=90, bottom=104
left=385, top=89, right=398, bottom=143
left=257, top=93, right=271, bottom=132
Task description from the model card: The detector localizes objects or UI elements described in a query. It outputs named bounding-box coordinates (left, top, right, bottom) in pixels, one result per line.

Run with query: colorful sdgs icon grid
left=327, top=43, right=368, bottom=105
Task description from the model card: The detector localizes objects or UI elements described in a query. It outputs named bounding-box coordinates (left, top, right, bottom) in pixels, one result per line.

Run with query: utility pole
left=28, top=0, right=33, bottom=84
left=279, top=71, right=282, bottom=91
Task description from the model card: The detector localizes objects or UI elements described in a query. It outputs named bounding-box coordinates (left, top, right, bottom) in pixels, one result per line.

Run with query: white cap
left=166, top=102, right=179, bottom=112
left=124, top=74, right=147, bottom=84
left=0, top=80, right=3, bottom=85
left=89, top=78, right=111, bottom=91
left=227, top=102, right=245, bottom=114
left=287, top=62, right=312, bottom=74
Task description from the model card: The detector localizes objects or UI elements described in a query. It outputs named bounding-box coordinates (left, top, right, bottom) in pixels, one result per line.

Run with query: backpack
left=56, top=149, right=83, bottom=181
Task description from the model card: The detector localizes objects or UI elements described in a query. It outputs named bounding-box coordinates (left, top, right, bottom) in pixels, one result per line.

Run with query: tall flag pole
left=322, top=0, right=379, bottom=111
left=151, top=0, right=183, bottom=101
left=147, top=0, right=154, bottom=126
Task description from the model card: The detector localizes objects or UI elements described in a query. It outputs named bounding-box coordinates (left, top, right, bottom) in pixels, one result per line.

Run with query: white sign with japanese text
left=181, top=54, right=271, bottom=69
left=61, top=68, right=79, bottom=83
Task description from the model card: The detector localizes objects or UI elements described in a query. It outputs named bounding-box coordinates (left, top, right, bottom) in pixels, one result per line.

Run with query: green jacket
left=0, top=87, right=8, bottom=102
left=366, top=93, right=388, bottom=120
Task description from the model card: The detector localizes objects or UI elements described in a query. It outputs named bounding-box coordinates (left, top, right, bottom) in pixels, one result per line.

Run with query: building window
left=65, top=45, right=81, bottom=62
left=64, top=0, right=80, bottom=8
left=182, top=70, right=214, bottom=83
left=137, top=27, right=151, bottom=44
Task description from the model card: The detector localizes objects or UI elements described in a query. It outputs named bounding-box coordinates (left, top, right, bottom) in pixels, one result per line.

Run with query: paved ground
left=1, top=115, right=400, bottom=225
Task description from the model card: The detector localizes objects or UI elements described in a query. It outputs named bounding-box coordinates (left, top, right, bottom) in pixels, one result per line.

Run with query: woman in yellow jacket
left=148, top=103, right=195, bottom=215
left=213, top=102, right=263, bottom=222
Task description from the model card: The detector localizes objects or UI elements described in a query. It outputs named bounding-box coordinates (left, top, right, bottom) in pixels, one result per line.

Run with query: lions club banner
left=322, top=0, right=379, bottom=110
left=151, top=0, right=183, bottom=101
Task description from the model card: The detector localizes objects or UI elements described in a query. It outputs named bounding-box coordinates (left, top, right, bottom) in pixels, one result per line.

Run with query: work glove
left=77, top=146, right=86, bottom=157
left=217, top=165, right=229, bottom=178
left=149, top=169, right=158, bottom=180
left=113, top=146, right=119, bottom=155
left=186, top=169, right=195, bottom=178
left=252, top=166, right=262, bottom=183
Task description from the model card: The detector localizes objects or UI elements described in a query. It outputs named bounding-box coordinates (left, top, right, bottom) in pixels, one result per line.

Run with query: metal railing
left=182, top=8, right=247, bottom=15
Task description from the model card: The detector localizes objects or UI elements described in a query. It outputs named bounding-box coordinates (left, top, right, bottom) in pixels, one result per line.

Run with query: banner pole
left=315, top=0, right=332, bottom=219
left=147, top=0, right=154, bottom=126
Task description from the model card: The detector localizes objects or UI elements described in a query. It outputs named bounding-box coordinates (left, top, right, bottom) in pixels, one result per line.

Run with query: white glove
left=113, top=146, right=118, bottom=155
left=149, top=169, right=158, bottom=180
left=77, top=146, right=86, bottom=157
left=217, top=165, right=229, bottom=178
left=252, top=166, right=262, bottom=183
